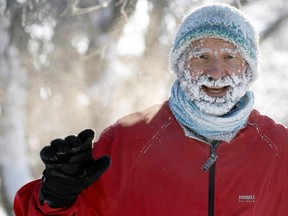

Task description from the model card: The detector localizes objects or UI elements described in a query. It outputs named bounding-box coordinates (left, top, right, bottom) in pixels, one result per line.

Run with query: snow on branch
left=70, top=0, right=112, bottom=15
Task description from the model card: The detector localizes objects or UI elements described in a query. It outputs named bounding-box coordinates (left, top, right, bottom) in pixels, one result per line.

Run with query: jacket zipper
left=202, top=141, right=221, bottom=216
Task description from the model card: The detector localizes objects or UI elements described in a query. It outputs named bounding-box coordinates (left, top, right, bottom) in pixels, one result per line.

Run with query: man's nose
left=204, top=59, right=228, bottom=80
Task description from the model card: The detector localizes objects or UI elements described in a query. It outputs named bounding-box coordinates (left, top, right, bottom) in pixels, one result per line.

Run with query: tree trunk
left=0, top=5, right=33, bottom=214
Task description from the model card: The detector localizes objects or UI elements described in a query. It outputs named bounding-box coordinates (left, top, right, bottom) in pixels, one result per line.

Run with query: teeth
left=209, top=88, right=223, bottom=93
left=205, top=86, right=227, bottom=89
left=202, top=86, right=229, bottom=95
left=210, top=88, right=222, bottom=90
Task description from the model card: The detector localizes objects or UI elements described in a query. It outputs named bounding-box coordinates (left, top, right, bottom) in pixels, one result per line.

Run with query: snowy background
left=0, top=0, right=288, bottom=215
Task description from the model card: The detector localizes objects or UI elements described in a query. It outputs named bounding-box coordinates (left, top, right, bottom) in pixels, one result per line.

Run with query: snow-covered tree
left=1, top=0, right=288, bottom=215
left=0, top=1, right=33, bottom=214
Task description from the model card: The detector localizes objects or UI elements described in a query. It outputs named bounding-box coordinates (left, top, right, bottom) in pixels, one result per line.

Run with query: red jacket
left=14, top=101, right=288, bottom=215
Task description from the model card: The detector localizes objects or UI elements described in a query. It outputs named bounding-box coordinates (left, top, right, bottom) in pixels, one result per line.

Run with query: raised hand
left=39, top=129, right=111, bottom=208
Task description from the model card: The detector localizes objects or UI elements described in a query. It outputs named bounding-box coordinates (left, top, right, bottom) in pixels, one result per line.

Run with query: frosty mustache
left=195, top=74, right=242, bottom=88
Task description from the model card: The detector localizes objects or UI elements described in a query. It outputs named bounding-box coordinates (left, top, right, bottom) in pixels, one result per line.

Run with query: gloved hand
left=39, top=129, right=111, bottom=208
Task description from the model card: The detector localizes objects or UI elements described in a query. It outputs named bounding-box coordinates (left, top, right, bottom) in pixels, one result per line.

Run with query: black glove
left=39, top=129, right=111, bottom=208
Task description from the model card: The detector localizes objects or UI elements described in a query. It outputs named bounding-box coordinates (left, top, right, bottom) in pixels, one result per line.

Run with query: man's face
left=179, top=38, right=249, bottom=116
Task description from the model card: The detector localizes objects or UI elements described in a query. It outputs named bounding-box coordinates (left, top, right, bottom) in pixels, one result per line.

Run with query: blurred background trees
left=0, top=0, right=287, bottom=215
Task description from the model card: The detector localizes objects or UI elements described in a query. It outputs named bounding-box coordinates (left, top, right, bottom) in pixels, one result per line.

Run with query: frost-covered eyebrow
left=184, top=47, right=241, bottom=60
left=186, top=47, right=212, bottom=58
left=219, top=48, right=239, bottom=54
left=189, top=47, right=212, bottom=54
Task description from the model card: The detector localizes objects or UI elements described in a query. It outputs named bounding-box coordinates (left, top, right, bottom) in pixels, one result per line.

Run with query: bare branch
left=120, top=0, right=129, bottom=22
left=0, top=168, right=13, bottom=215
left=260, top=12, right=288, bottom=42
left=230, top=0, right=249, bottom=8
left=230, top=0, right=288, bottom=43
left=70, top=0, right=112, bottom=15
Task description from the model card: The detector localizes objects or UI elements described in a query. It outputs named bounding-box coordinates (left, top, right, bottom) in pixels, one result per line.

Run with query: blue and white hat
left=169, top=3, right=260, bottom=83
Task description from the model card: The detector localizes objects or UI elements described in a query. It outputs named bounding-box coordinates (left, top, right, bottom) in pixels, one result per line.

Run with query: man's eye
left=225, top=54, right=235, bottom=59
left=197, top=54, right=208, bottom=59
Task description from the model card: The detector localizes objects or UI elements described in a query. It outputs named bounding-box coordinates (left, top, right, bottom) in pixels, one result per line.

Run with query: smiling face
left=178, top=38, right=250, bottom=116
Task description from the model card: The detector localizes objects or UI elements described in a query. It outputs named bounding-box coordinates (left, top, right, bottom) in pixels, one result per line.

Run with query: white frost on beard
left=179, top=69, right=249, bottom=116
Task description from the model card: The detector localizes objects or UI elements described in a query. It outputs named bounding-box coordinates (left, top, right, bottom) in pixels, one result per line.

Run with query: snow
left=169, top=81, right=254, bottom=142
left=0, top=71, right=33, bottom=204
left=174, top=38, right=250, bottom=116
left=116, top=0, right=150, bottom=56
left=72, top=35, right=90, bottom=55
left=1, top=0, right=288, bottom=213
left=179, top=71, right=249, bottom=116
left=170, top=3, right=260, bottom=86
left=0, top=205, right=8, bottom=216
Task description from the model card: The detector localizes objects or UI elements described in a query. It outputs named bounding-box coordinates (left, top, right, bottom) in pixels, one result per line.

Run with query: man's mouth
left=201, top=86, right=230, bottom=97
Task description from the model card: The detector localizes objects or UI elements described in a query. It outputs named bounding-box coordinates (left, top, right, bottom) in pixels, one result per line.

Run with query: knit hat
left=169, top=3, right=260, bottom=83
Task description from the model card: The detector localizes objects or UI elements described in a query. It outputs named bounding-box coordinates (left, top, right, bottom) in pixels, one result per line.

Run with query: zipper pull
left=202, top=150, right=217, bottom=172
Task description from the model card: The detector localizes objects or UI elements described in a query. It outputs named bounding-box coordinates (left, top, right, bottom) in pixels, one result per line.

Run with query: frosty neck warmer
left=169, top=81, right=254, bottom=142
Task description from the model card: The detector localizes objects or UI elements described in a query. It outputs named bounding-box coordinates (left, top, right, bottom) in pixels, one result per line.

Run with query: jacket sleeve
left=14, top=179, right=81, bottom=216
left=14, top=125, right=121, bottom=216
left=14, top=178, right=107, bottom=216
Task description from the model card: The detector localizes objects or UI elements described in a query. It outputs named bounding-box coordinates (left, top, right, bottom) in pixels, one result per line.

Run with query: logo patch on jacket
left=238, top=195, right=256, bottom=203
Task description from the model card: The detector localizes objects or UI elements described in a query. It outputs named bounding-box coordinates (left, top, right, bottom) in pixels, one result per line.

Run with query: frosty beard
left=179, top=69, right=250, bottom=116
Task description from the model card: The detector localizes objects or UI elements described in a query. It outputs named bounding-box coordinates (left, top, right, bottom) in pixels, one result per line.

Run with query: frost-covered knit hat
left=170, top=3, right=260, bottom=83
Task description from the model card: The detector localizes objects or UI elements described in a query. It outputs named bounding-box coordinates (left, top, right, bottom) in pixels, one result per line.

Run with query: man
left=14, top=3, right=288, bottom=216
